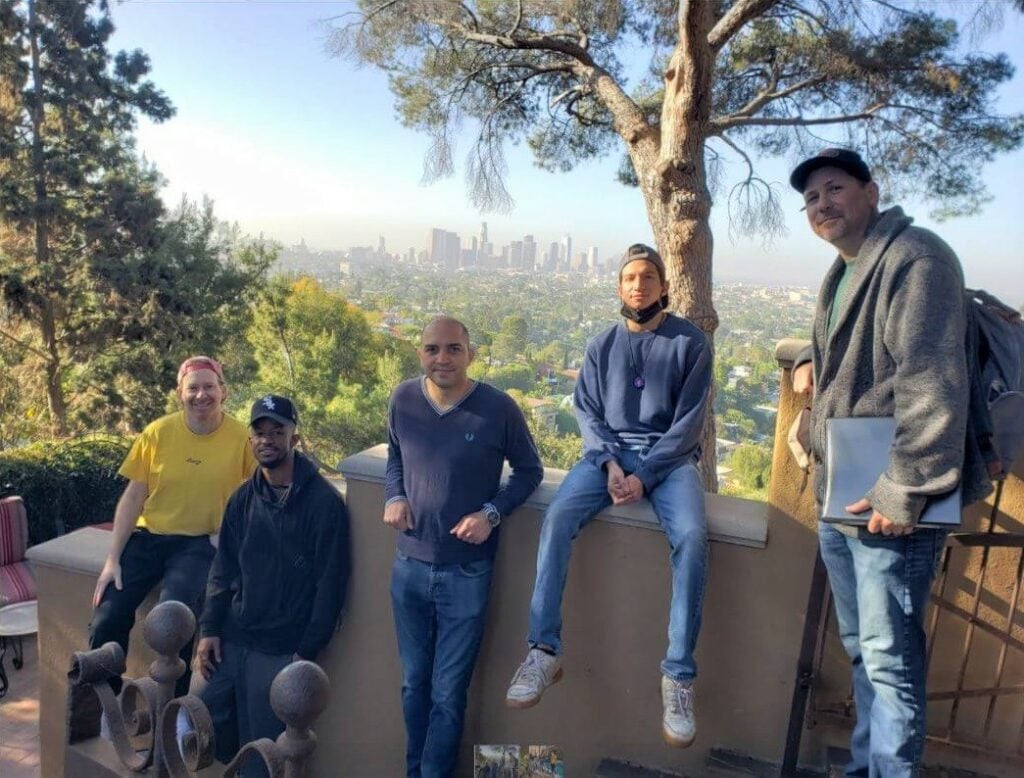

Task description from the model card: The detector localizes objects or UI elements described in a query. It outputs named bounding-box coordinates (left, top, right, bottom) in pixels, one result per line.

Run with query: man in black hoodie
left=193, top=395, right=350, bottom=766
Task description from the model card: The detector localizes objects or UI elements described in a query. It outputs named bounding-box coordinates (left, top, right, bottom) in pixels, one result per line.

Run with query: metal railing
left=67, top=600, right=330, bottom=777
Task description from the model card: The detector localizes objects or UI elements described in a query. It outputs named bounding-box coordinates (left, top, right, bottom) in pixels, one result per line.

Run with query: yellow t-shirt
left=119, top=412, right=258, bottom=536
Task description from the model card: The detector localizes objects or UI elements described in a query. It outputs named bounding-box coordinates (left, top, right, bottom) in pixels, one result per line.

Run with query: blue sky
left=108, top=1, right=1024, bottom=301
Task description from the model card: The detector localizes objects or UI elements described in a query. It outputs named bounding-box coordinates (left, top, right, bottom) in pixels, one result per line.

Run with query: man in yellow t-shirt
left=89, top=356, right=257, bottom=696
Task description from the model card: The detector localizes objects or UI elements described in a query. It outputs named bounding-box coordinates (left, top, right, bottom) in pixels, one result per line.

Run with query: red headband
left=177, top=356, right=224, bottom=384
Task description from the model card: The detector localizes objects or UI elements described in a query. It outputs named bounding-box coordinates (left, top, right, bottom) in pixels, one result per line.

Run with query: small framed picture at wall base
left=520, top=745, right=564, bottom=777
left=474, top=744, right=520, bottom=777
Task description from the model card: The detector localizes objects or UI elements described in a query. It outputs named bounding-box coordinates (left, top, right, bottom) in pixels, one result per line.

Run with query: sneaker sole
left=662, top=725, right=695, bottom=748
left=505, top=667, right=564, bottom=709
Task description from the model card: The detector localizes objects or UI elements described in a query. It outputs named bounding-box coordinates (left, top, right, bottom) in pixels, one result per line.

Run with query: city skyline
left=283, top=222, right=609, bottom=275
left=106, top=1, right=1024, bottom=301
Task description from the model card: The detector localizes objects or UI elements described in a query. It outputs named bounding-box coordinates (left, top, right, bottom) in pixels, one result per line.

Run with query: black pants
left=197, top=642, right=292, bottom=776
left=89, top=529, right=215, bottom=697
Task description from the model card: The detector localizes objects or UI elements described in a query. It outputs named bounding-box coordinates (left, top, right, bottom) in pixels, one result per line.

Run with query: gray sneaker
left=505, top=648, right=563, bottom=709
left=661, top=675, right=696, bottom=747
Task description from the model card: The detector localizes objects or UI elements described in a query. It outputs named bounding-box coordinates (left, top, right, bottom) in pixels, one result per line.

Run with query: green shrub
left=0, top=436, right=129, bottom=547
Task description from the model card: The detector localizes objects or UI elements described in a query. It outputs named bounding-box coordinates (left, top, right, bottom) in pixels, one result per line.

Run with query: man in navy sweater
left=506, top=244, right=712, bottom=749
left=384, top=316, right=543, bottom=778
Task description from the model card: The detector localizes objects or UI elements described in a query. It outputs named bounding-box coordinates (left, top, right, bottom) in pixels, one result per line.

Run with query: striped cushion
left=0, top=560, right=36, bottom=605
left=0, top=496, right=28, bottom=566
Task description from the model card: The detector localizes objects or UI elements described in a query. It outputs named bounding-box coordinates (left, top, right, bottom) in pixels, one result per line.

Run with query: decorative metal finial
left=68, top=600, right=329, bottom=777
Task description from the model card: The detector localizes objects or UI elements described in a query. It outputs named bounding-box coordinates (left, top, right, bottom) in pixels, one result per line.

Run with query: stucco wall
left=26, top=378, right=1023, bottom=775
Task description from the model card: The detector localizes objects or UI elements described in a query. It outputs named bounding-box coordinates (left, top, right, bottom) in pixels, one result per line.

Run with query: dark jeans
left=197, top=641, right=292, bottom=777
left=391, top=551, right=494, bottom=778
left=89, top=529, right=215, bottom=697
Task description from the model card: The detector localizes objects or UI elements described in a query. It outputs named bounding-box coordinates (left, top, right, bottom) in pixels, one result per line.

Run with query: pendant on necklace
left=633, top=376, right=646, bottom=390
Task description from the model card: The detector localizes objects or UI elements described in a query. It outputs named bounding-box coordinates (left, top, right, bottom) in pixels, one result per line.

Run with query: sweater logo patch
left=465, top=432, right=475, bottom=442
left=185, top=457, right=202, bottom=466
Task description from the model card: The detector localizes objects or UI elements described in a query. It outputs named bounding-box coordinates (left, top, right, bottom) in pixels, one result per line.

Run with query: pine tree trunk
left=39, top=304, right=67, bottom=437
left=639, top=170, right=720, bottom=492
left=623, top=0, right=721, bottom=490
left=27, top=0, right=67, bottom=437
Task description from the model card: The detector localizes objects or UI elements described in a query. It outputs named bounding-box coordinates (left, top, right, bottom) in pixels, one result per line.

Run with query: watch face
left=485, top=509, right=500, bottom=526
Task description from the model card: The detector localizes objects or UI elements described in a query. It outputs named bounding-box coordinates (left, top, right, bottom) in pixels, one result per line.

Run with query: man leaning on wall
left=190, top=394, right=350, bottom=773
left=790, top=148, right=991, bottom=777
left=384, top=316, right=543, bottom=778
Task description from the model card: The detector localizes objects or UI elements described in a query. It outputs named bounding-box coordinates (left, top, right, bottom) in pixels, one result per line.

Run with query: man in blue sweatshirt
left=384, top=316, right=543, bottom=778
left=192, top=395, right=350, bottom=770
left=506, top=244, right=712, bottom=749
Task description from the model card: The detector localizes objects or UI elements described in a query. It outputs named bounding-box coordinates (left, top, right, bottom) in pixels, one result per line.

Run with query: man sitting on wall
left=191, top=395, right=350, bottom=769
left=505, top=244, right=712, bottom=749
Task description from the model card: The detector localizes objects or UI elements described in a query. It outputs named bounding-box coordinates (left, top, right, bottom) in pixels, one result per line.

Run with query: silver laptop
left=822, top=417, right=962, bottom=528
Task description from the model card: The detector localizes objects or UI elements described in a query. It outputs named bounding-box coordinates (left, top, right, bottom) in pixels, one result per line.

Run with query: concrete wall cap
left=26, top=526, right=113, bottom=575
left=776, top=338, right=812, bottom=369
left=340, top=444, right=769, bottom=549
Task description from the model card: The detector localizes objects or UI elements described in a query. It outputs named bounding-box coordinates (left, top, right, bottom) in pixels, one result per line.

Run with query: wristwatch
left=482, top=503, right=501, bottom=528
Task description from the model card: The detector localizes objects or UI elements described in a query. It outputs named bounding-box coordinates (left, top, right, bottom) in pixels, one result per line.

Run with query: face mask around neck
left=620, top=296, right=667, bottom=325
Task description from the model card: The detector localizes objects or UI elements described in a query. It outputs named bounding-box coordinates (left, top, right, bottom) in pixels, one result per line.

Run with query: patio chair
left=0, top=496, right=36, bottom=606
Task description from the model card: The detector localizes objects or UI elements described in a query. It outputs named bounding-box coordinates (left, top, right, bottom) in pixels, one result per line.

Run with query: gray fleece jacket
left=798, top=206, right=991, bottom=527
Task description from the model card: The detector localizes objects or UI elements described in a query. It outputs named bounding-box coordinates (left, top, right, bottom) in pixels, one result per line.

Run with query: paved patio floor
left=0, top=635, right=40, bottom=778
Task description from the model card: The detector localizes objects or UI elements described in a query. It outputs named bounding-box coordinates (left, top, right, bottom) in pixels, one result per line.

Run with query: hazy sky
left=108, top=1, right=1024, bottom=302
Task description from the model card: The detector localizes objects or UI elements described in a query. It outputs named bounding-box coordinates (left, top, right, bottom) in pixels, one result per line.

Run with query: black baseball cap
left=619, top=243, right=666, bottom=282
left=249, top=394, right=299, bottom=427
left=789, top=148, right=872, bottom=192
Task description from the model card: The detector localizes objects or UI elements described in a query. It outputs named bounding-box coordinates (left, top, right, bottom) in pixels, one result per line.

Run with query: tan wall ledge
left=340, top=444, right=770, bottom=550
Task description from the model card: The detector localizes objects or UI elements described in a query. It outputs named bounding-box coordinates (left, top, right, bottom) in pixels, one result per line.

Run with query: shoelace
left=513, top=653, right=546, bottom=687
left=665, top=681, right=694, bottom=716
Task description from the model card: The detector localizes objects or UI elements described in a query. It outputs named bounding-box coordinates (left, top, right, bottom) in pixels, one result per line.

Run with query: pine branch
left=712, top=103, right=884, bottom=131
left=0, top=327, right=50, bottom=361
left=708, top=0, right=783, bottom=51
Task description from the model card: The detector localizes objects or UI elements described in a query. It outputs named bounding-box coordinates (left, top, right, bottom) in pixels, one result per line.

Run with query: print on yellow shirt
left=118, top=412, right=258, bottom=536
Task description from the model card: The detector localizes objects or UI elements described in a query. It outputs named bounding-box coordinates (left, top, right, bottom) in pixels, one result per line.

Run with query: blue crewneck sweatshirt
left=385, top=378, right=543, bottom=564
left=575, top=314, right=712, bottom=492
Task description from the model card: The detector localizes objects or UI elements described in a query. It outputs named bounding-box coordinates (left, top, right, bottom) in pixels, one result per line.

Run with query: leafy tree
left=0, top=0, right=172, bottom=434
left=556, top=406, right=581, bottom=436
left=534, top=339, right=569, bottom=368
left=0, top=0, right=272, bottom=436
left=722, top=408, right=756, bottom=440
left=329, top=0, right=1023, bottom=489
left=247, top=276, right=419, bottom=466
left=508, top=388, right=581, bottom=470
left=491, top=314, right=529, bottom=362
left=713, top=356, right=731, bottom=389
left=487, top=363, right=535, bottom=392
left=728, top=442, right=772, bottom=491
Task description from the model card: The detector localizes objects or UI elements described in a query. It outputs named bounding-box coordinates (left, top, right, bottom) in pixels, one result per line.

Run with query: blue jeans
left=391, top=551, right=494, bottom=778
left=818, top=523, right=948, bottom=778
left=527, top=450, right=707, bottom=681
left=197, top=641, right=292, bottom=777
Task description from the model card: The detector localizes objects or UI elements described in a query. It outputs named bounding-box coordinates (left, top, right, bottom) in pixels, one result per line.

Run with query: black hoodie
left=199, top=452, right=350, bottom=659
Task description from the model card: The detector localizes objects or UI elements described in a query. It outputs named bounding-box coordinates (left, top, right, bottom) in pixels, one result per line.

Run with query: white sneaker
left=505, top=648, right=563, bottom=709
left=661, top=675, right=696, bottom=747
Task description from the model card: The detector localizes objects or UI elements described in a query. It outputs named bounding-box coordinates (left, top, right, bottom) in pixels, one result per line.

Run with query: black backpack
left=966, top=289, right=1024, bottom=479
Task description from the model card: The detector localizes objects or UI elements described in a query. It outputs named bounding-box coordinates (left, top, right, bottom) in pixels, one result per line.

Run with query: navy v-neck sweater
left=385, top=378, right=543, bottom=563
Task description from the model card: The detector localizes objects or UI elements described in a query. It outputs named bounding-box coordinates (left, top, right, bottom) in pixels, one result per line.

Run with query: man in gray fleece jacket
left=790, top=148, right=990, bottom=777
